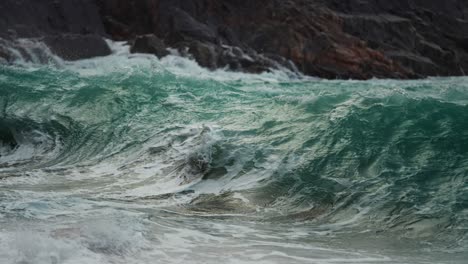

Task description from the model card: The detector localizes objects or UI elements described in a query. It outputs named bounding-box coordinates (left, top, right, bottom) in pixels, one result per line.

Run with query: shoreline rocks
left=130, top=34, right=169, bottom=58
left=1, top=0, right=468, bottom=79
left=44, top=34, right=111, bottom=60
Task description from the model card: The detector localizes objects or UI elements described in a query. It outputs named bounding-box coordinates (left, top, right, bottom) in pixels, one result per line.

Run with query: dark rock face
left=323, top=0, right=468, bottom=76
left=0, top=0, right=110, bottom=61
left=130, top=34, right=169, bottom=58
left=1, top=0, right=468, bottom=78
left=0, top=0, right=106, bottom=38
left=44, top=34, right=111, bottom=60
left=0, top=45, right=12, bottom=63
left=95, top=0, right=414, bottom=78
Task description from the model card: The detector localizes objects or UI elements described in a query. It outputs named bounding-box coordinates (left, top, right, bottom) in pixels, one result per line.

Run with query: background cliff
left=1, top=0, right=468, bottom=79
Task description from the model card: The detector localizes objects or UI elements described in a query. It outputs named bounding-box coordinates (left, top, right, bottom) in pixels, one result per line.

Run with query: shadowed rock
left=44, top=34, right=111, bottom=60
left=2, top=0, right=468, bottom=78
left=0, top=0, right=106, bottom=38
left=0, top=0, right=110, bottom=61
left=0, top=45, right=12, bottom=63
left=130, top=34, right=169, bottom=58
left=95, top=0, right=415, bottom=78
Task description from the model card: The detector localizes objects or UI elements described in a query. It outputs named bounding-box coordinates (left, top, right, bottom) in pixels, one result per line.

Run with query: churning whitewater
left=0, top=42, right=467, bottom=264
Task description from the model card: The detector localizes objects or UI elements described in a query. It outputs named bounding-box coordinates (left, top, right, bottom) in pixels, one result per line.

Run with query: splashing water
left=0, top=41, right=467, bottom=264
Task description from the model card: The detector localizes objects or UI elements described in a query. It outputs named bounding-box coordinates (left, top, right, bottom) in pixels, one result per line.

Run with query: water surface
left=0, top=43, right=467, bottom=263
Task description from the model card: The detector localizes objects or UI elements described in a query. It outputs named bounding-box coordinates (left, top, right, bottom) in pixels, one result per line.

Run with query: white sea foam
left=1, top=38, right=467, bottom=264
left=59, top=40, right=306, bottom=84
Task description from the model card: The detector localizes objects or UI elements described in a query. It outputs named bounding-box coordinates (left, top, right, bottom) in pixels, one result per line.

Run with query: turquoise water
left=0, top=44, right=467, bottom=263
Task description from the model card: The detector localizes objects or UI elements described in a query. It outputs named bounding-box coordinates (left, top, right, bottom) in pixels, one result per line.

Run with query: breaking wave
left=0, top=40, right=467, bottom=263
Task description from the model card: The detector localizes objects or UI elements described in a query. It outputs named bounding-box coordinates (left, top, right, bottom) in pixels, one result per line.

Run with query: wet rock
left=386, top=51, right=439, bottom=76
left=217, top=46, right=277, bottom=73
left=217, top=46, right=245, bottom=70
left=0, top=45, right=12, bottom=63
left=95, top=0, right=417, bottom=78
left=2, top=0, right=468, bottom=78
left=168, top=8, right=217, bottom=43
left=130, top=34, right=169, bottom=58
left=341, top=14, right=417, bottom=51
left=322, top=0, right=468, bottom=77
left=417, top=41, right=447, bottom=62
left=102, top=17, right=132, bottom=41
left=0, top=0, right=106, bottom=38
left=44, top=34, right=111, bottom=61
left=187, top=41, right=218, bottom=69
left=0, top=0, right=110, bottom=61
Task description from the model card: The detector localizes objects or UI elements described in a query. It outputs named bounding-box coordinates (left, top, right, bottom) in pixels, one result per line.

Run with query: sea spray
left=0, top=41, right=467, bottom=264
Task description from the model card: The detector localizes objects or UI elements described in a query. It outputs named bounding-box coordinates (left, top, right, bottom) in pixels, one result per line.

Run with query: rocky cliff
left=1, top=0, right=468, bottom=79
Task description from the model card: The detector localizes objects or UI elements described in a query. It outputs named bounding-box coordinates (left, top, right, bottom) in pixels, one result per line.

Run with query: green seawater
left=0, top=50, right=467, bottom=263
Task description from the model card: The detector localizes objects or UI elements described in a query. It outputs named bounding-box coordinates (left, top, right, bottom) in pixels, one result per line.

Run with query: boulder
left=0, top=45, right=12, bottom=63
left=130, top=34, right=169, bottom=58
left=216, top=46, right=274, bottom=73
left=44, top=34, right=111, bottom=61
left=187, top=41, right=218, bottom=69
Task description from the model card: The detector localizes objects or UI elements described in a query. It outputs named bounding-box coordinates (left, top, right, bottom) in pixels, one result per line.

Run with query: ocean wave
left=1, top=42, right=467, bottom=260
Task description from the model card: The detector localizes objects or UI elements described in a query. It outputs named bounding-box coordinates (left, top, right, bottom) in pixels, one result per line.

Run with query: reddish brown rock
left=1, top=0, right=468, bottom=79
left=94, top=0, right=418, bottom=78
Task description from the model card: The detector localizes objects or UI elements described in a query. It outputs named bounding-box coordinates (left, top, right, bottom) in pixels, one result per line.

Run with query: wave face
left=0, top=43, right=467, bottom=264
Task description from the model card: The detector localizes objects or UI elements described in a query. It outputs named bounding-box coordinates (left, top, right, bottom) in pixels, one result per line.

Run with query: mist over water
left=0, top=42, right=467, bottom=264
